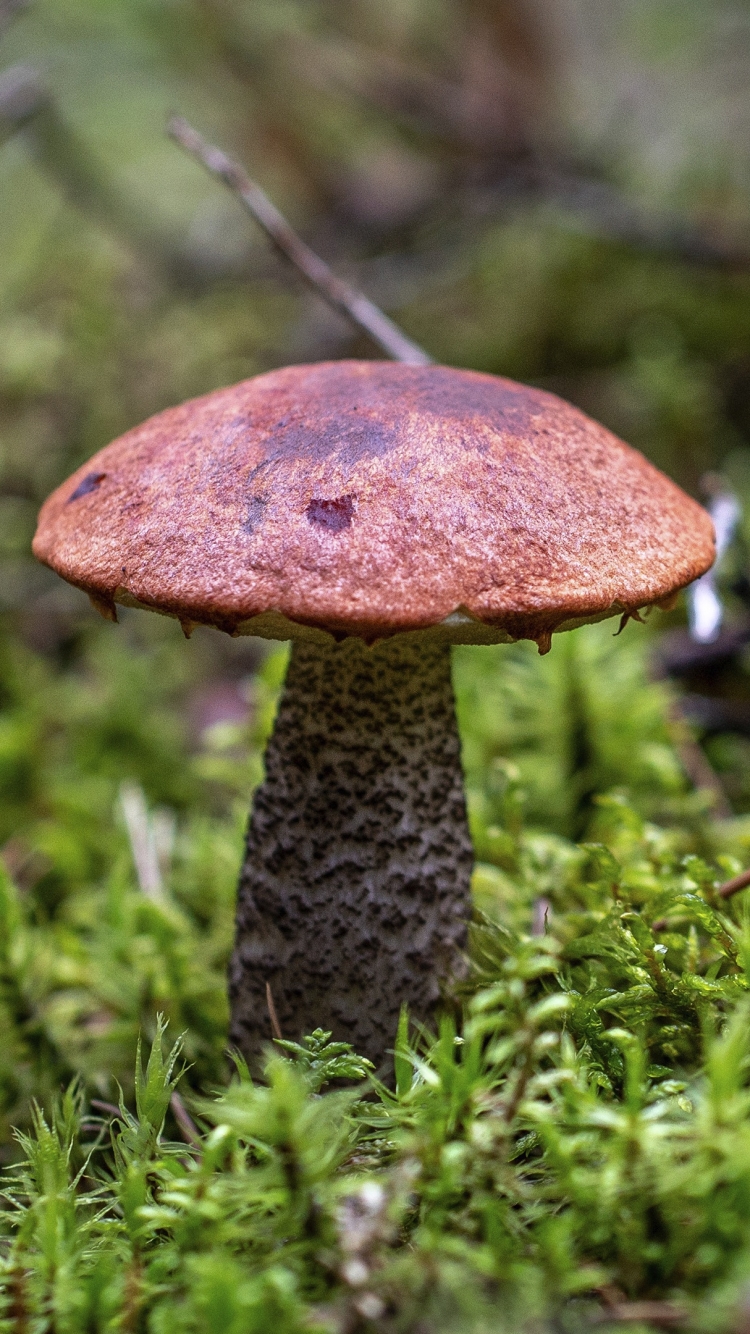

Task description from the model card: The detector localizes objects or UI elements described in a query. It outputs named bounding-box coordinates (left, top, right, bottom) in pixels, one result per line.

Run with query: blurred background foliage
left=4, top=0, right=750, bottom=1142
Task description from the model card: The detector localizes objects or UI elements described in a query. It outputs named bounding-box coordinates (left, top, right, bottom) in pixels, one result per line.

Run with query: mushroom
left=33, top=360, right=715, bottom=1073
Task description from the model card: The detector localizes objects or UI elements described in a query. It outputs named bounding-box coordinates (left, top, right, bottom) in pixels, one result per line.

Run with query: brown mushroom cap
left=33, top=361, right=715, bottom=651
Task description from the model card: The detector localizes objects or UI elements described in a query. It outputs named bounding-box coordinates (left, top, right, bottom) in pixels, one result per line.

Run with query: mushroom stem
left=229, top=634, right=474, bottom=1075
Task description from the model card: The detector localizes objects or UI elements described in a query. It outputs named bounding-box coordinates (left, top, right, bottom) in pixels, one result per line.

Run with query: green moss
left=1, top=616, right=750, bottom=1328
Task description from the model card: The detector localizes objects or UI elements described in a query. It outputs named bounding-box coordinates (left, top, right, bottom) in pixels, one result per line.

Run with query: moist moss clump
left=5, top=796, right=750, bottom=1332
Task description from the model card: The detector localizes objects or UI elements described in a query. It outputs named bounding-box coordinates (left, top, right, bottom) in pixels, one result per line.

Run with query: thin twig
left=289, top=32, right=750, bottom=271
left=592, top=1299, right=687, bottom=1327
left=266, top=981, right=283, bottom=1041
left=653, top=862, right=750, bottom=930
left=170, top=1091, right=202, bottom=1148
left=167, top=115, right=433, bottom=365
left=90, top=1098, right=122, bottom=1119
left=0, top=0, right=28, bottom=40
left=0, top=63, right=48, bottom=144
left=667, top=702, right=732, bottom=819
left=718, top=866, right=750, bottom=900
left=0, top=65, right=188, bottom=281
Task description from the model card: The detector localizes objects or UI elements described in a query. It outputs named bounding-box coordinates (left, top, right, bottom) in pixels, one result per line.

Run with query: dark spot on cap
left=67, top=472, right=107, bottom=503
left=243, top=495, right=268, bottom=535
left=306, top=495, right=354, bottom=533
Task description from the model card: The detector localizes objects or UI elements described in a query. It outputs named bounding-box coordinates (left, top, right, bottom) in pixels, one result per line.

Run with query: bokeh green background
left=3, top=0, right=750, bottom=1125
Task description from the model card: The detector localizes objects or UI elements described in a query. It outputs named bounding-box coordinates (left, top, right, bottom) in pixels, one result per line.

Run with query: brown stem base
left=228, top=634, right=473, bottom=1076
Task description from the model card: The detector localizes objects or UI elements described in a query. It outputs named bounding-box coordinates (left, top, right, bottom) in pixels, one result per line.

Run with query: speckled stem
left=229, top=635, right=474, bottom=1077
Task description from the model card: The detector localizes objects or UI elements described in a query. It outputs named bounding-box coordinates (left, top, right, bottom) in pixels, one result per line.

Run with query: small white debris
left=358, top=1181, right=385, bottom=1213
left=354, top=1293, right=386, bottom=1321
left=341, top=1259, right=369, bottom=1287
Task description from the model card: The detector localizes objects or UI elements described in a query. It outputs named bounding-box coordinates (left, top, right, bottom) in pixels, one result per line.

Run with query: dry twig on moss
left=167, top=115, right=433, bottom=365
left=718, top=864, right=750, bottom=900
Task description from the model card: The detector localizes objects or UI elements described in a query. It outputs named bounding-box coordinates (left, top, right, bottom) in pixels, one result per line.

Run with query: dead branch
left=0, top=64, right=437, bottom=343
left=167, top=115, right=433, bottom=365
left=666, top=701, right=732, bottom=819
left=525, top=164, right=750, bottom=271
left=0, top=65, right=254, bottom=289
left=291, top=34, right=750, bottom=271
left=592, top=1298, right=687, bottom=1327
left=170, top=1091, right=202, bottom=1148
left=0, top=63, right=48, bottom=145
left=90, top=1098, right=122, bottom=1119
left=653, top=861, right=750, bottom=930
left=0, top=0, right=28, bottom=40
left=718, top=866, right=750, bottom=900
left=0, top=64, right=187, bottom=280
left=292, top=33, right=508, bottom=152
left=266, top=982, right=283, bottom=1041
